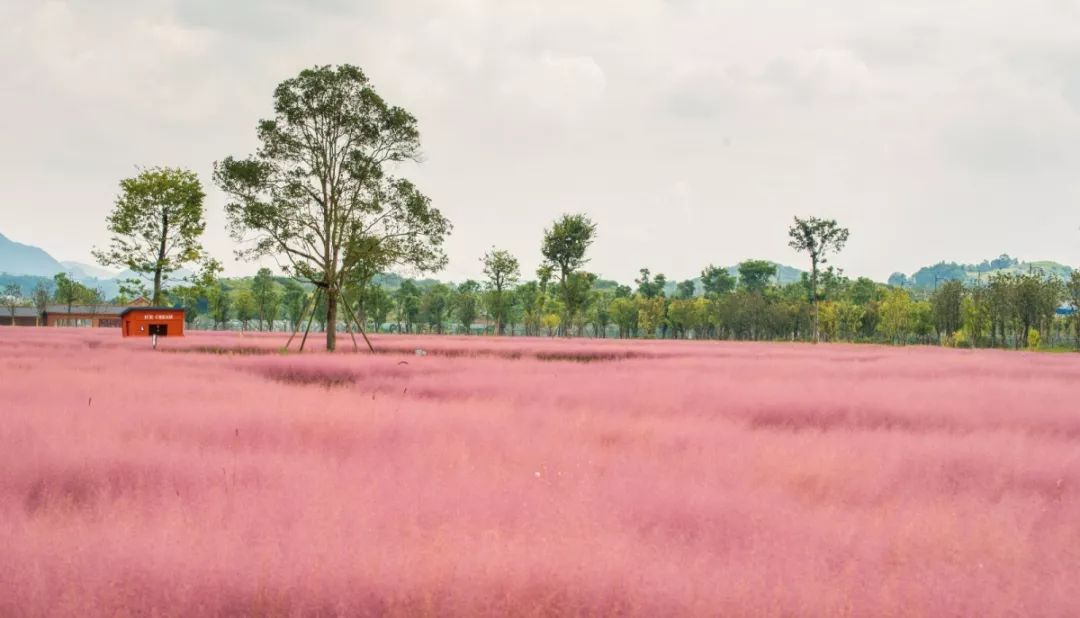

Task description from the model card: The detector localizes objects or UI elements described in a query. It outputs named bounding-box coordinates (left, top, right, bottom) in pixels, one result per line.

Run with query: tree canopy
left=93, top=167, right=208, bottom=305
left=788, top=216, right=850, bottom=341
left=214, top=64, right=451, bottom=350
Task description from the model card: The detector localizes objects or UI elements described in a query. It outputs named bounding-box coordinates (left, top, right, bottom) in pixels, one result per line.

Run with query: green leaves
left=481, top=249, right=520, bottom=334
left=214, top=64, right=450, bottom=349
left=93, top=166, right=208, bottom=305
left=737, top=260, right=777, bottom=293
left=700, top=265, right=736, bottom=298
left=541, top=214, right=597, bottom=281
left=787, top=216, right=850, bottom=261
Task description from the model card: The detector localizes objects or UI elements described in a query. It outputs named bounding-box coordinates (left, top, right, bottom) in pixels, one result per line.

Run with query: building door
left=149, top=324, right=168, bottom=337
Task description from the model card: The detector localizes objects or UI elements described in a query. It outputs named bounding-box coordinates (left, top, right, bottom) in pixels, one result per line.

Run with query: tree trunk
left=326, top=290, right=338, bottom=351
left=154, top=211, right=168, bottom=306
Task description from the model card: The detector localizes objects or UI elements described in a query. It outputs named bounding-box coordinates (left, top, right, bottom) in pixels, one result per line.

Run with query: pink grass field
left=2, top=328, right=1079, bottom=616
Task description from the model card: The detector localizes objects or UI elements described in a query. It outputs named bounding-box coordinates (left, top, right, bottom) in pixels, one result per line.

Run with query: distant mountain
left=112, top=267, right=194, bottom=284
left=890, top=254, right=1074, bottom=289
left=0, top=232, right=65, bottom=277
left=61, top=261, right=117, bottom=280
left=740, top=262, right=804, bottom=286
left=636, top=262, right=803, bottom=297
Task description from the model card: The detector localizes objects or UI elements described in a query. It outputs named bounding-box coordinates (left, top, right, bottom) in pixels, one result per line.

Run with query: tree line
left=3, top=62, right=1078, bottom=351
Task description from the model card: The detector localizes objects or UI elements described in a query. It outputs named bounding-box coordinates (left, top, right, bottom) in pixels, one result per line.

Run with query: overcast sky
left=3, top=0, right=1080, bottom=283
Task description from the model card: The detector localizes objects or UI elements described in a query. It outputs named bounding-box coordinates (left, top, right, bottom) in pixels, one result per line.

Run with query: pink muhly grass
left=1, top=327, right=1079, bottom=615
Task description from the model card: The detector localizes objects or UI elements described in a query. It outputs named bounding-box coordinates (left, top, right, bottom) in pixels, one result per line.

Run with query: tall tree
left=541, top=214, right=596, bottom=334
left=93, top=167, right=208, bottom=305
left=787, top=216, right=850, bottom=342
left=482, top=248, right=520, bottom=335
left=214, top=64, right=451, bottom=351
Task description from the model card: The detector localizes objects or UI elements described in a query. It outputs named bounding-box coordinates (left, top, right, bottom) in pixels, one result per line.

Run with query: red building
left=42, top=304, right=125, bottom=328
left=0, top=307, right=40, bottom=326
left=120, top=307, right=185, bottom=337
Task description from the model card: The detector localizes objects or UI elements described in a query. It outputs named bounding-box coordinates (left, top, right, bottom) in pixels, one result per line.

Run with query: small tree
left=635, top=268, right=667, bottom=299
left=52, top=273, right=91, bottom=313
left=32, top=282, right=49, bottom=326
left=85, top=288, right=105, bottom=315
left=878, top=287, right=913, bottom=344
left=931, top=279, right=964, bottom=340
left=368, top=286, right=394, bottom=333
left=208, top=285, right=232, bottom=330
left=3, top=283, right=23, bottom=325
left=609, top=296, right=637, bottom=338
left=675, top=280, right=696, bottom=300
left=515, top=281, right=545, bottom=336
left=589, top=291, right=612, bottom=338
left=395, top=280, right=422, bottom=333
left=421, top=283, right=451, bottom=334
left=561, top=271, right=597, bottom=336
left=701, top=265, right=736, bottom=298
left=541, top=214, right=596, bottom=334
left=1067, top=271, right=1080, bottom=349
left=636, top=296, right=666, bottom=339
left=482, top=248, right=520, bottom=335
left=962, top=291, right=991, bottom=348
left=454, top=280, right=481, bottom=335
left=251, top=267, right=280, bottom=331
left=737, top=260, right=777, bottom=293
left=234, top=290, right=257, bottom=331
left=281, top=281, right=307, bottom=332
left=787, top=216, right=850, bottom=342
left=93, top=167, right=208, bottom=305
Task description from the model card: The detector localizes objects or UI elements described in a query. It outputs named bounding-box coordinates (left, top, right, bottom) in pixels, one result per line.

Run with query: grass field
left=2, top=328, right=1079, bottom=616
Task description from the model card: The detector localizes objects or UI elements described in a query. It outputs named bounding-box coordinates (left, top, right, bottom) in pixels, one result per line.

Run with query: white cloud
left=3, top=0, right=1080, bottom=282
left=496, top=51, right=607, bottom=119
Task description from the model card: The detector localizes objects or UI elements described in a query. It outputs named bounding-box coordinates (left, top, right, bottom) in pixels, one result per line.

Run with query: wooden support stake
left=340, top=294, right=375, bottom=353
left=340, top=290, right=359, bottom=353
left=283, top=289, right=315, bottom=351
left=299, top=288, right=321, bottom=353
